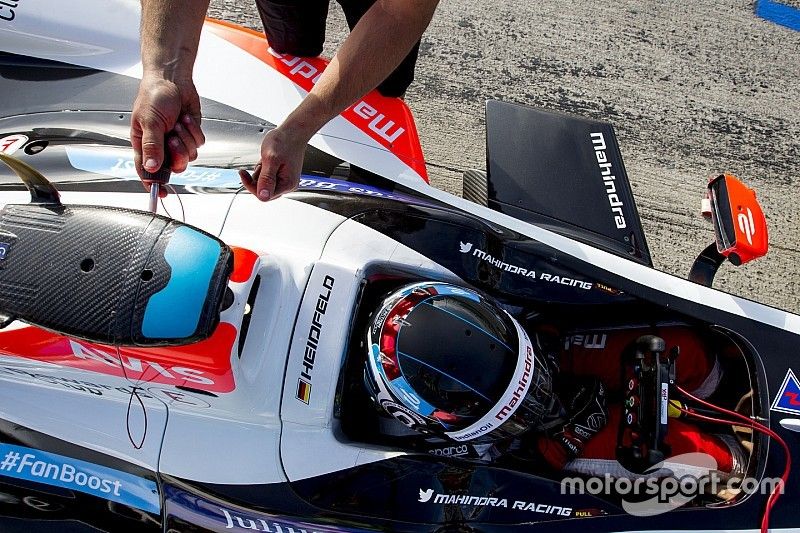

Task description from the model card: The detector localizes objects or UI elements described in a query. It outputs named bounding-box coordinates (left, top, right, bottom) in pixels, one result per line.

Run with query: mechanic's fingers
left=273, top=173, right=299, bottom=199
left=172, top=122, right=198, bottom=162
left=133, top=145, right=145, bottom=181
left=256, top=161, right=278, bottom=202
left=238, top=163, right=261, bottom=196
left=167, top=134, right=190, bottom=173
left=238, top=171, right=254, bottom=195
left=141, top=122, right=165, bottom=173
left=131, top=127, right=143, bottom=159
left=181, top=114, right=205, bottom=148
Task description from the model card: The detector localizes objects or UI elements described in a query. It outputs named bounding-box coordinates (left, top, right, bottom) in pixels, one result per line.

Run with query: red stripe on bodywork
left=0, top=323, right=237, bottom=393
left=230, top=246, right=260, bottom=283
left=204, top=18, right=429, bottom=182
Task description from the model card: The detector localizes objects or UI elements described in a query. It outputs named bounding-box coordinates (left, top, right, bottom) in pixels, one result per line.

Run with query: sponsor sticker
left=63, top=147, right=426, bottom=203
left=0, top=0, right=21, bottom=22
left=590, top=131, right=627, bottom=230
left=416, top=487, right=573, bottom=517
left=66, top=147, right=242, bottom=187
left=660, top=382, right=669, bottom=425
left=390, top=376, right=435, bottom=416
left=296, top=275, right=334, bottom=404
left=221, top=506, right=368, bottom=532
left=0, top=366, right=208, bottom=409
left=0, top=242, right=11, bottom=261
left=0, top=324, right=237, bottom=393
left=379, top=398, right=426, bottom=430
left=298, top=176, right=422, bottom=203
left=427, top=444, right=469, bottom=457
left=165, top=484, right=374, bottom=532
left=0, top=444, right=159, bottom=514
left=0, top=134, right=27, bottom=155
left=564, top=333, right=608, bottom=349
left=266, top=48, right=407, bottom=147
left=458, top=242, right=593, bottom=290
left=771, top=369, right=800, bottom=415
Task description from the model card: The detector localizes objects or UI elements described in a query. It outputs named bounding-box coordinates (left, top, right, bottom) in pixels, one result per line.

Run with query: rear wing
left=485, top=101, right=652, bottom=266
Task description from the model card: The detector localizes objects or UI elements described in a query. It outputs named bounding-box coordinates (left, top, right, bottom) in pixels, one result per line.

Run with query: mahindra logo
left=737, top=208, right=755, bottom=245
left=590, top=132, right=627, bottom=229
left=267, top=48, right=405, bottom=144
left=494, top=346, right=533, bottom=421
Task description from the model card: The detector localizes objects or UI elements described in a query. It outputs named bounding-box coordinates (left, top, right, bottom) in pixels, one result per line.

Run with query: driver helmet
left=364, top=281, right=553, bottom=443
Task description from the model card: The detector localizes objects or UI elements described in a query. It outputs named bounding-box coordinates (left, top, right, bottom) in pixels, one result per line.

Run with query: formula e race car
left=0, top=2, right=798, bottom=532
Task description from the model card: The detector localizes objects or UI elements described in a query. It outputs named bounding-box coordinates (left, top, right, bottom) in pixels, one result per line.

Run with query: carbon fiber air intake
left=0, top=152, right=232, bottom=346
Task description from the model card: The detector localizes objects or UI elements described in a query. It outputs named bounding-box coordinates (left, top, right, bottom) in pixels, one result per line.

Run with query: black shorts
left=254, top=0, right=420, bottom=97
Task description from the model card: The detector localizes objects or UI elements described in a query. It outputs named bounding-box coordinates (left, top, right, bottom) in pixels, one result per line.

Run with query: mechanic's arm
left=131, top=0, right=209, bottom=181
left=240, top=0, right=439, bottom=201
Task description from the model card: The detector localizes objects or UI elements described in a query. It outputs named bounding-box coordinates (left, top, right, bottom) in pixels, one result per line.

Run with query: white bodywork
left=0, top=189, right=461, bottom=484
left=0, top=0, right=798, bottom=508
left=0, top=0, right=794, bottom=331
left=0, top=0, right=426, bottom=184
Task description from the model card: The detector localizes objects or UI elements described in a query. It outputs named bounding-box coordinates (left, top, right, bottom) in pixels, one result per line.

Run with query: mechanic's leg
left=255, top=0, right=329, bottom=56
left=336, top=0, right=421, bottom=97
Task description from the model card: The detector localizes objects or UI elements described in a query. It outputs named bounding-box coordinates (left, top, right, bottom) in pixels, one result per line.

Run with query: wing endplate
left=485, top=100, right=652, bottom=266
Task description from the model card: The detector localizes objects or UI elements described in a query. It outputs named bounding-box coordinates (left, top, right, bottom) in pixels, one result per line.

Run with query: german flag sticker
left=296, top=379, right=312, bottom=404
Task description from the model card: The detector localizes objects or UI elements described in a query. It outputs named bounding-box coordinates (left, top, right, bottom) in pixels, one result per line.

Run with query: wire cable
left=675, top=385, right=790, bottom=533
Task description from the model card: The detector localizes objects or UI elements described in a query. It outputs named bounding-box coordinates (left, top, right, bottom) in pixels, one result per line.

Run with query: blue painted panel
left=0, top=443, right=160, bottom=513
left=142, top=226, right=220, bottom=338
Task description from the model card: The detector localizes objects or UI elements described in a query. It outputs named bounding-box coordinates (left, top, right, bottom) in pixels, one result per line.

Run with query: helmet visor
left=444, top=315, right=553, bottom=443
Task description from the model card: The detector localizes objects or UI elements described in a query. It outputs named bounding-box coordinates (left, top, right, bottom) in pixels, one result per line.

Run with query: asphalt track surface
left=209, top=0, right=799, bottom=315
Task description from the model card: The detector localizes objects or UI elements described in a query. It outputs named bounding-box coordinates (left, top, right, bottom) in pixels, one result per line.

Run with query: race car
left=0, top=1, right=798, bottom=532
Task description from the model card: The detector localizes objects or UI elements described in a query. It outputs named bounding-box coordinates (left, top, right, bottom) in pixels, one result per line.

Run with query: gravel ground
left=209, top=0, right=799, bottom=314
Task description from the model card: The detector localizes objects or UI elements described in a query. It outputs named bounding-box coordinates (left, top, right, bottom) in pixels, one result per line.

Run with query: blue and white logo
left=0, top=444, right=160, bottom=514
left=66, top=147, right=242, bottom=188
left=771, top=369, right=800, bottom=415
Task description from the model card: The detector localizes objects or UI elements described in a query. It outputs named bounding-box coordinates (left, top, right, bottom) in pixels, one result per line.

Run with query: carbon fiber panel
left=0, top=204, right=231, bottom=345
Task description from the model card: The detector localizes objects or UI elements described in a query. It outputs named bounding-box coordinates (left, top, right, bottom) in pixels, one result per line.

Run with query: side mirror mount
left=689, top=174, right=768, bottom=287
left=709, top=173, right=769, bottom=266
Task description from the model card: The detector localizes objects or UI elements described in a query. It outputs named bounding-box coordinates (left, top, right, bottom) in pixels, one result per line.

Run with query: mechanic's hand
left=130, top=75, right=205, bottom=190
left=238, top=125, right=308, bottom=202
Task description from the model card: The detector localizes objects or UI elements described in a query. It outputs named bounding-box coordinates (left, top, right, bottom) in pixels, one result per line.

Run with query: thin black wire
left=218, top=186, right=246, bottom=237
left=158, top=185, right=186, bottom=222
left=126, top=386, right=147, bottom=450
left=117, top=345, right=148, bottom=450
left=158, top=197, right=172, bottom=218
left=167, top=184, right=185, bottom=222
